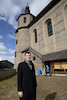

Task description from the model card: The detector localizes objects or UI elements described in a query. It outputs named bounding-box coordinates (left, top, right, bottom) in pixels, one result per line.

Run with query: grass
left=0, top=75, right=19, bottom=100
left=36, top=75, right=67, bottom=100
left=0, top=74, right=67, bottom=100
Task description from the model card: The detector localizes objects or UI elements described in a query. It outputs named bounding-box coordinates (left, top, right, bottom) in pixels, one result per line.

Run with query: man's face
left=25, top=53, right=31, bottom=62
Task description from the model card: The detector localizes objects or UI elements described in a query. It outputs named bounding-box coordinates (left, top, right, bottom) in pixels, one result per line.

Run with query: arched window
left=44, top=18, right=53, bottom=37
left=34, top=29, right=37, bottom=43
left=47, top=21, right=53, bottom=36
left=24, top=17, right=26, bottom=23
left=63, top=5, right=67, bottom=29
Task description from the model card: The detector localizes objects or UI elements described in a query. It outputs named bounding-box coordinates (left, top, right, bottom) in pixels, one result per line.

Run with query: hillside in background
left=0, top=60, right=14, bottom=69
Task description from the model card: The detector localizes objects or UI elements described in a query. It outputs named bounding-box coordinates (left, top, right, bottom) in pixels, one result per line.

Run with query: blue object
left=46, top=66, right=50, bottom=72
left=38, top=69, right=41, bottom=75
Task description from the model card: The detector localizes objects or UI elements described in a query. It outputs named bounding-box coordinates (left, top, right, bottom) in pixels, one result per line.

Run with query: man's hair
left=25, top=51, right=31, bottom=56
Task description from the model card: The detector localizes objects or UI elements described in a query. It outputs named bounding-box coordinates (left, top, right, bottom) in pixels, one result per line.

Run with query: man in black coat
left=17, top=52, right=37, bottom=100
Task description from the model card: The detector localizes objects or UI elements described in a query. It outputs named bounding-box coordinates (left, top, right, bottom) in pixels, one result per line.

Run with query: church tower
left=14, top=5, right=35, bottom=70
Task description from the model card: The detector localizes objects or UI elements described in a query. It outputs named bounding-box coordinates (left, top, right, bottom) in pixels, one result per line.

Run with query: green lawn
left=0, top=75, right=67, bottom=100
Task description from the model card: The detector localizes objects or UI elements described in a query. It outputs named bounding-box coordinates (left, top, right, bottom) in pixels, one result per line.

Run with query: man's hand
left=18, top=91, right=23, bottom=97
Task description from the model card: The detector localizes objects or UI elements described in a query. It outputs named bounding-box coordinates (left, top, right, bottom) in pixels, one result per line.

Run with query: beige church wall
left=62, top=2, right=67, bottom=30
left=14, top=0, right=67, bottom=72
left=14, top=28, right=29, bottom=69
left=14, top=52, right=23, bottom=70
left=29, top=0, right=67, bottom=55
left=51, top=0, right=67, bottom=52
left=16, top=28, right=29, bottom=52
left=54, top=30, right=67, bottom=51
left=29, top=20, right=45, bottom=55
left=30, top=15, right=34, bottom=23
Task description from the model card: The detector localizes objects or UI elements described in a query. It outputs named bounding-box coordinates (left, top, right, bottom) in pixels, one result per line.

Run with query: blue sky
left=0, top=0, right=52, bottom=63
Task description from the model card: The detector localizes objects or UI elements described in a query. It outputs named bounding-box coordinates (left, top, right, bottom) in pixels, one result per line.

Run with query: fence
left=0, top=68, right=16, bottom=80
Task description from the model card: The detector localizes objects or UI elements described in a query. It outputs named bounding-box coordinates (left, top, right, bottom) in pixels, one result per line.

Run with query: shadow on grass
left=45, top=92, right=57, bottom=100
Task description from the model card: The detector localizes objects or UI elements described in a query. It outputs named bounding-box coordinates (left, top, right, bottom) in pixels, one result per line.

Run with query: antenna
left=27, top=2, right=28, bottom=6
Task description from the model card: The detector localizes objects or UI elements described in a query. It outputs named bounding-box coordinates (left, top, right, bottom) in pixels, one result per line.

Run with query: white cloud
left=0, top=0, right=52, bottom=29
left=0, top=35, right=3, bottom=39
left=0, top=51, right=7, bottom=54
left=8, top=34, right=16, bottom=39
left=0, top=55, right=14, bottom=63
left=0, top=42, right=15, bottom=55
left=0, top=42, right=7, bottom=51
left=9, top=48, right=15, bottom=53
left=30, top=0, right=52, bottom=16
left=0, top=0, right=22, bottom=29
left=0, top=43, right=15, bottom=63
left=0, top=16, right=6, bottom=21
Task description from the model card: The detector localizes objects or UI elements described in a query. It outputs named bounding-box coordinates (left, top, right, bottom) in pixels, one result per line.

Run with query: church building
left=14, top=0, right=67, bottom=75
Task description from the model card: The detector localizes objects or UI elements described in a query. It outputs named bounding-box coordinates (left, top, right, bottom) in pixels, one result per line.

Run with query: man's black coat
left=17, top=61, right=37, bottom=100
